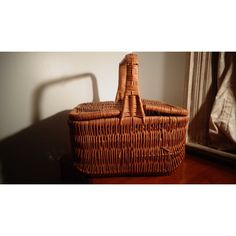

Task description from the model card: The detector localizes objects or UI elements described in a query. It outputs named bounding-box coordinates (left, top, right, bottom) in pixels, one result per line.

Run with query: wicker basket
left=68, top=53, right=188, bottom=176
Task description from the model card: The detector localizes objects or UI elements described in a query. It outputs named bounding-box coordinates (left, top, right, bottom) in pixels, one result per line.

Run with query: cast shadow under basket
left=0, top=73, right=99, bottom=184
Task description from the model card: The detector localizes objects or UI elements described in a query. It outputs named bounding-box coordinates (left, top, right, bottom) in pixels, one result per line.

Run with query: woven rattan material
left=68, top=53, right=188, bottom=176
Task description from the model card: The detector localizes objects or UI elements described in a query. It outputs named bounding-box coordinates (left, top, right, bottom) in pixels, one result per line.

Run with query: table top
left=63, top=152, right=236, bottom=184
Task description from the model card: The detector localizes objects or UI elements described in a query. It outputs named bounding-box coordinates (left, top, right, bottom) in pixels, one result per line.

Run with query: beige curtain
left=186, top=52, right=236, bottom=151
left=209, top=53, right=236, bottom=150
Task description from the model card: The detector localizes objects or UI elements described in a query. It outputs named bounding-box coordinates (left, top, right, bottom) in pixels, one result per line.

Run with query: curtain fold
left=186, top=52, right=236, bottom=151
left=186, top=52, right=216, bottom=145
left=209, top=53, right=236, bottom=150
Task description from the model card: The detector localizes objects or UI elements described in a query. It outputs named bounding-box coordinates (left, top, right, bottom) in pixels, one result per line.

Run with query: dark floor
left=64, top=152, right=236, bottom=184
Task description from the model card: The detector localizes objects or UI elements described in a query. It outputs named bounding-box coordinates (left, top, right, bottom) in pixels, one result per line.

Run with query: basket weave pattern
left=68, top=54, right=188, bottom=176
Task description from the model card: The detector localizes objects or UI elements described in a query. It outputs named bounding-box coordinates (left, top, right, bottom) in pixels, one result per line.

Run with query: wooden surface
left=62, top=152, right=236, bottom=184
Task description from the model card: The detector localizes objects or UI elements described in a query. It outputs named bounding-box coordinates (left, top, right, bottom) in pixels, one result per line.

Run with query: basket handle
left=115, top=53, right=145, bottom=121
left=115, top=58, right=126, bottom=102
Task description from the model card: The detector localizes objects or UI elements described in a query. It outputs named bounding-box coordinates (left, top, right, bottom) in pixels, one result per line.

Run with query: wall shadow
left=0, top=73, right=99, bottom=184
left=32, top=73, right=100, bottom=123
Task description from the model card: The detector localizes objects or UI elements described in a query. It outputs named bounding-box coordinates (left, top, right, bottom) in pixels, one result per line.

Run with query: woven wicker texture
left=68, top=53, right=188, bottom=176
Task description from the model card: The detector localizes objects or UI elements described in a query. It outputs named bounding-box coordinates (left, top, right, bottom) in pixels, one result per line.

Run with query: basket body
left=68, top=54, right=188, bottom=176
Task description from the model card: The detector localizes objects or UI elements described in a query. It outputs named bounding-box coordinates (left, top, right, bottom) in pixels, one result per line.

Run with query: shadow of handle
left=32, top=73, right=100, bottom=124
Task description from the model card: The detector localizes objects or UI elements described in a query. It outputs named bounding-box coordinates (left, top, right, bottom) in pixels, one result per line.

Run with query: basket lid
left=69, top=99, right=188, bottom=121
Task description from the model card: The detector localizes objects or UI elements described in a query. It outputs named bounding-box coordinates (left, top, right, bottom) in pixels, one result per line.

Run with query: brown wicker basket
left=68, top=53, right=188, bottom=176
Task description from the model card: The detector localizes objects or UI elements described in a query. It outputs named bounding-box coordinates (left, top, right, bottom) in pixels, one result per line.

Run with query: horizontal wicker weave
left=68, top=53, right=188, bottom=176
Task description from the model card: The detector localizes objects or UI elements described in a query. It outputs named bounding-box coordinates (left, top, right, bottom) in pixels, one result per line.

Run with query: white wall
left=137, top=52, right=186, bottom=106
left=0, top=52, right=186, bottom=141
